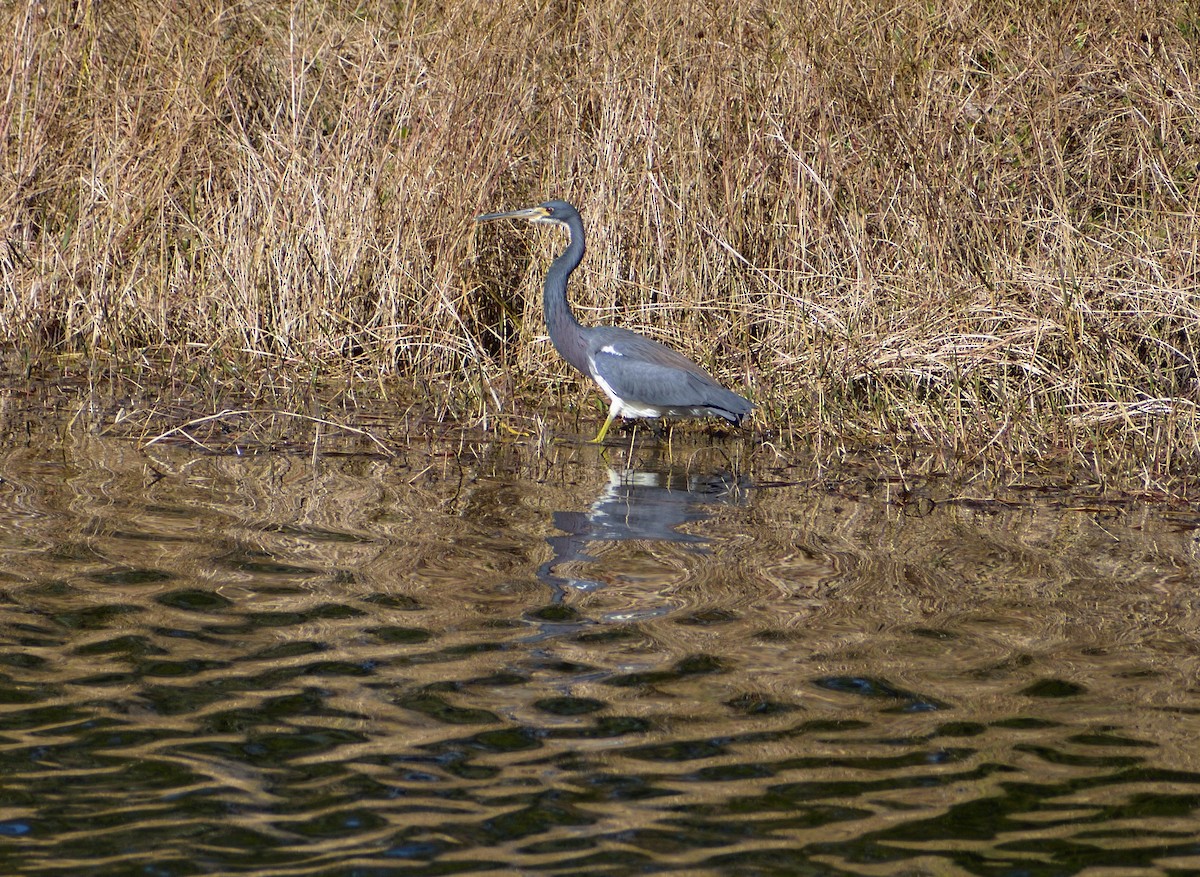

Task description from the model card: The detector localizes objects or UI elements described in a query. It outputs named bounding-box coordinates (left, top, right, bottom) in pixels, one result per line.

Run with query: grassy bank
left=3, top=0, right=1198, bottom=472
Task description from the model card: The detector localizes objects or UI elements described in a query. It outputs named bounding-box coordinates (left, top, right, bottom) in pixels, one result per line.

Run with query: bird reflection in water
left=537, top=467, right=751, bottom=613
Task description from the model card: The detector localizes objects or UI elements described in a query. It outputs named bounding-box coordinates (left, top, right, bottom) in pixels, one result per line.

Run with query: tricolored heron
left=475, top=199, right=752, bottom=443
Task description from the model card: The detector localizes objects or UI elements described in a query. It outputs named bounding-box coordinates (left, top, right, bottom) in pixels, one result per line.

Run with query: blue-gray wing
left=589, top=330, right=752, bottom=421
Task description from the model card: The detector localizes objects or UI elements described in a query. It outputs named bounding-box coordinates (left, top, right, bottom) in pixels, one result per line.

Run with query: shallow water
left=1, top=415, right=1199, bottom=876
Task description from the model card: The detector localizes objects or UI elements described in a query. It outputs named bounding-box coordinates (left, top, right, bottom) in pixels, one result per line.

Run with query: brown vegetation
left=2, top=0, right=1198, bottom=475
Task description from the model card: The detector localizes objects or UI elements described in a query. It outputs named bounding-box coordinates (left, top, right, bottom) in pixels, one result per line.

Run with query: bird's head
left=476, top=199, right=578, bottom=228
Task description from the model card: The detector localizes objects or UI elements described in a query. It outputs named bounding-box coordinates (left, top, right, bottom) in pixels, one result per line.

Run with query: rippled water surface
left=2, top=413, right=1200, bottom=876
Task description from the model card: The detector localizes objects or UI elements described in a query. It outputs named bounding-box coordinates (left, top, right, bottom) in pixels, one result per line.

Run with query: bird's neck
left=543, top=222, right=591, bottom=374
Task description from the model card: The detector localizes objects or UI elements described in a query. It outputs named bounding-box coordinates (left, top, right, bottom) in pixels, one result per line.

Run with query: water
left=1, top=414, right=1199, bottom=876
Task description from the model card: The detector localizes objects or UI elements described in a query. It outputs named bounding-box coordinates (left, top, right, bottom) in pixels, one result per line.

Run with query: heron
left=475, top=199, right=752, bottom=443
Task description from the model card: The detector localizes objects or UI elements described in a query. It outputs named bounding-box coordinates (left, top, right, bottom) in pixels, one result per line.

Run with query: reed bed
left=2, top=0, right=1198, bottom=477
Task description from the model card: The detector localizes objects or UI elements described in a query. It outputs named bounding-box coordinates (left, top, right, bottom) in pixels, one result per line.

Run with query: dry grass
left=2, top=0, right=1198, bottom=476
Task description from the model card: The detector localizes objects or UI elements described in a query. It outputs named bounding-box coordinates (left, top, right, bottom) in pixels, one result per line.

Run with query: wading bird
left=475, top=199, right=752, bottom=443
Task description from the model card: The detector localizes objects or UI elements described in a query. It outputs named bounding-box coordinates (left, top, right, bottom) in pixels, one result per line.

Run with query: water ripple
left=0, top=437, right=1198, bottom=875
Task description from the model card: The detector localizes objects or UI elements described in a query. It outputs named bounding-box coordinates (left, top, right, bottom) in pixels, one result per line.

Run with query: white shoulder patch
left=599, top=344, right=624, bottom=357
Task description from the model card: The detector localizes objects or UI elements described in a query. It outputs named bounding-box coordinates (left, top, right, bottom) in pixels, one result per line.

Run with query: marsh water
left=2, top=405, right=1200, bottom=876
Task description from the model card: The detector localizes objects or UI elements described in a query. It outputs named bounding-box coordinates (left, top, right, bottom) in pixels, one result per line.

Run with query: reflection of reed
left=0, top=429, right=1197, bottom=676
left=2, top=428, right=1200, bottom=874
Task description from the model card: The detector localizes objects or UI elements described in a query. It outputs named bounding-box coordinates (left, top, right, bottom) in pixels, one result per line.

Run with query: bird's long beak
left=475, top=206, right=548, bottom=223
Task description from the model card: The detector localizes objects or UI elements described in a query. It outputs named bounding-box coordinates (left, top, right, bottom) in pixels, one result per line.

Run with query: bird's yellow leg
left=588, top=400, right=620, bottom=444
